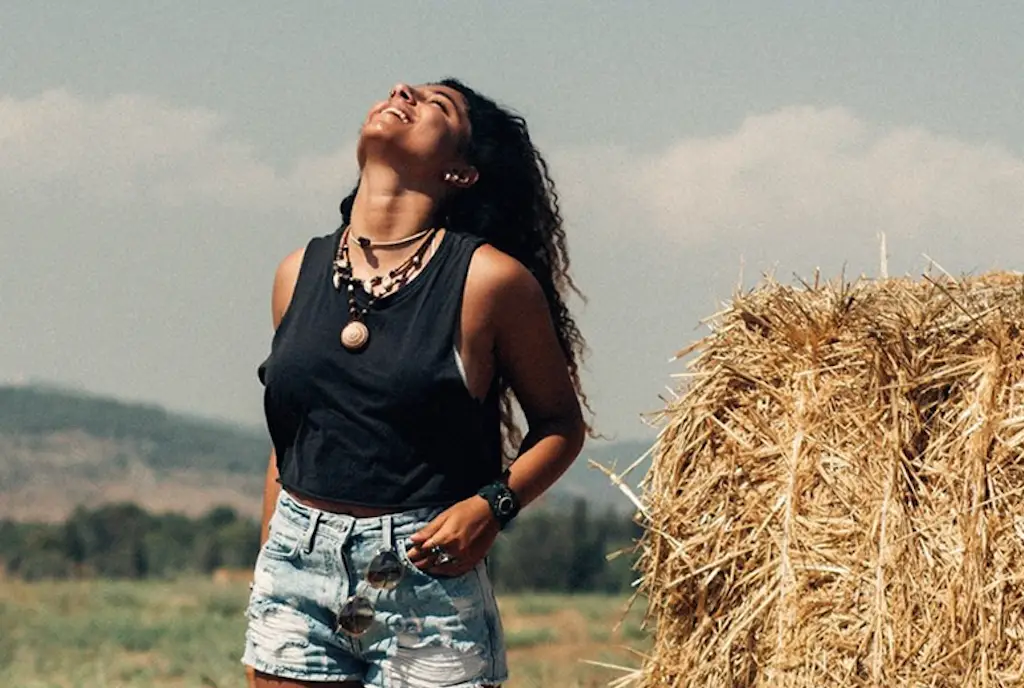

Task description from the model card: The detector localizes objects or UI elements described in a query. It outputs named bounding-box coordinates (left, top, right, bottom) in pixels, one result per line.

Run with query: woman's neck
left=348, top=163, right=440, bottom=243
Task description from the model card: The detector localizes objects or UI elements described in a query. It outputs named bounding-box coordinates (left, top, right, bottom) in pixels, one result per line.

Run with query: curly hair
left=339, top=78, right=590, bottom=458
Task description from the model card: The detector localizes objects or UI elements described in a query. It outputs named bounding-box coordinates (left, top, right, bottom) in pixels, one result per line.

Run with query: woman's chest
left=267, top=299, right=465, bottom=410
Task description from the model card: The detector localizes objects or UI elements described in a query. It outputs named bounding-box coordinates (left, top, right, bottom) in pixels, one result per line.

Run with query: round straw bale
left=636, top=272, right=1024, bottom=687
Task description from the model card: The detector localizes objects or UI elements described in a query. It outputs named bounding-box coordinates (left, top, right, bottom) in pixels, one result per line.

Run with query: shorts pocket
left=395, top=536, right=451, bottom=580
left=260, top=517, right=302, bottom=562
left=395, top=537, right=481, bottom=593
left=395, top=536, right=426, bottom=573
left=389, top=538, right=492, bottom=650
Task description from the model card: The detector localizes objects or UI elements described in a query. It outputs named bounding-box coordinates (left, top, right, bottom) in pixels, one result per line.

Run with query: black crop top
left=258, top=227, right=503, bottom=507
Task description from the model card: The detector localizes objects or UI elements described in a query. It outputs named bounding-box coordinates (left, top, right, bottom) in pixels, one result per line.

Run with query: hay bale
left=637, top=271, right=1024, bottom=687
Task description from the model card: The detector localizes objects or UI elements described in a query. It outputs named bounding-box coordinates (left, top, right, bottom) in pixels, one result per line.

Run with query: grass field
left=0, top=578, right=649, bottom=687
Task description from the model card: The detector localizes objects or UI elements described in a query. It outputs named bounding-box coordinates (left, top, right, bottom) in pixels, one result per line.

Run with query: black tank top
left=258, top=227, right=503, bottom=507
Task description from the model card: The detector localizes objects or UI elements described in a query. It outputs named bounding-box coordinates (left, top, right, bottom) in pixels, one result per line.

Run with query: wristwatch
left=476, top=478, right=521, bottom=529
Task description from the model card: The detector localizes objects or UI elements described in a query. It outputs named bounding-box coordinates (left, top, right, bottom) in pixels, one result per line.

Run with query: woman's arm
left=487, top=247, right=586, bottom=506
left=408, top=246, right=586, bottom=573
left=257, top=247, right=305, bottom=545
left=259, top=450, right=281, bottom=546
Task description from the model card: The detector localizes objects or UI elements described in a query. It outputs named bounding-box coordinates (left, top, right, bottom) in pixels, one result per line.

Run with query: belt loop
left=382, top=514, right=394, bottom=551
left=301, top=510, right=321, bottom=554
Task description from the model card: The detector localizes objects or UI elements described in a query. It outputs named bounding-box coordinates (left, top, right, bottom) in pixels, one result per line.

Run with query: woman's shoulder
left=269, top=228, right=337, bottom=328
left=271, top=247, right=306, bottom=329
left=465, top=243, right=544, bottom=306
left=272, top=229, right=339, bottom=289
left=274, top=246, right=306, bottom=286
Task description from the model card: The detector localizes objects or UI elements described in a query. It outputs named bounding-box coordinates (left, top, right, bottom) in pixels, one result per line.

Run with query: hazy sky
left=3, top=2, right=1023, bottom=440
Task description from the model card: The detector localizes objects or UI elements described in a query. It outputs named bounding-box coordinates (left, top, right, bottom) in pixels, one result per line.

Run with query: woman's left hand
left=406, top=496, right=499, bottom=577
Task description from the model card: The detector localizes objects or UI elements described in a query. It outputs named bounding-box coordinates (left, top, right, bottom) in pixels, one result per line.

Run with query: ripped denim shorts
left=242, top=490, right=508, bottom=687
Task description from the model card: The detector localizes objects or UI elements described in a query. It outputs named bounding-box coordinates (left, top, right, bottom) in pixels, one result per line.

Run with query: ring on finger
left=429, top=544, right=455, bottom=566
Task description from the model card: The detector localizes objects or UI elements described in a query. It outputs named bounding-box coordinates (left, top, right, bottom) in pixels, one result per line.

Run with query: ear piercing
left=444, top=171, right=462, bottom=184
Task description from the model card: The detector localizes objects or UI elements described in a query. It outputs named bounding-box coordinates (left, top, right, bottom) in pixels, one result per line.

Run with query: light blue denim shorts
left=242, top=490, right=508, bottom=687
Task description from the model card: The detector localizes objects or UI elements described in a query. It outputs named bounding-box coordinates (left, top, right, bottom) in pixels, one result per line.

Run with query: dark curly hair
left=339, top=78, right=590, bottom=457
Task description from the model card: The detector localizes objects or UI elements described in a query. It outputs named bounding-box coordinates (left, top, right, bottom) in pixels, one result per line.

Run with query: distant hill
left=0, top=385, right=654, bottom=522
left=0, top=385, right=269, bottom=522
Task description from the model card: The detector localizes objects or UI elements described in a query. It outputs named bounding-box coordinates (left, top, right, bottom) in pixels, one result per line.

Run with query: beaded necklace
left=331, top=225, right=438, bottom=351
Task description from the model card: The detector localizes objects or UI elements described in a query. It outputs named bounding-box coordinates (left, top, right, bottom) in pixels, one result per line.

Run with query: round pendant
left=340, top=320, right=370, bottom=351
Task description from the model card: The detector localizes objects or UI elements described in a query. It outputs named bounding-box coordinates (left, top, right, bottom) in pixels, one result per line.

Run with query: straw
left=632, top=271, right=1024, bottom=687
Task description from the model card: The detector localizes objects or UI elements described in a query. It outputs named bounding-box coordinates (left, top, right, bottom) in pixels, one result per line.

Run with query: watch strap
left=477, top=479, right=521, bottom=528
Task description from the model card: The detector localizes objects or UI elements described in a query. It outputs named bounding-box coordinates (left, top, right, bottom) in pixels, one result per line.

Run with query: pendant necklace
left=331, top=225, right=438, bottom=352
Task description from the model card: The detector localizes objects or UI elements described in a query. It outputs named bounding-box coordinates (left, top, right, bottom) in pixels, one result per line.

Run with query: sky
left=2, top=2, right=1023, bottom=441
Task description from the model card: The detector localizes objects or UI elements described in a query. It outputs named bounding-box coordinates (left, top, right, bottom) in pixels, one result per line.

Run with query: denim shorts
left=241, top=490, right=508, bottom=687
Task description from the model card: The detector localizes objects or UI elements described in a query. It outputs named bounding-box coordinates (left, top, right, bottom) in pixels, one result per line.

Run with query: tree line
left=0, top=498, right=641, bottom=593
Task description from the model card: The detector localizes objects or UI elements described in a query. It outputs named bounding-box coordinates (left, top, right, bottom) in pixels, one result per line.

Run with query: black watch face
left=496, top=494, right=515, bottom=516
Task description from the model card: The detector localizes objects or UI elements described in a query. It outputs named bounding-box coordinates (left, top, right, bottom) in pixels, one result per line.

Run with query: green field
left=0, top=578, right=649, bottom=687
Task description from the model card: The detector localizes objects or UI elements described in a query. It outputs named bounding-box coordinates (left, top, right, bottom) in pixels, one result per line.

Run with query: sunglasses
left=335, top=548, right=405, bottom=636
left=335, top=541, right=455, bottom=636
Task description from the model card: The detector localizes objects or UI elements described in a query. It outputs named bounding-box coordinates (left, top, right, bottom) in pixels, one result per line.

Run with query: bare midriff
left=286, top=489, right=407, bottom=518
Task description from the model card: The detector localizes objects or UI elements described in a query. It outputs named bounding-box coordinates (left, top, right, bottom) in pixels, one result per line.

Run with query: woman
left=243, top=79, right=588, bottom=688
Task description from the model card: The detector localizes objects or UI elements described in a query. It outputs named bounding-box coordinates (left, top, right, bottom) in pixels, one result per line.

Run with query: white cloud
left=3, top=91, right=1021, bottom=254
left=4, top=91, right=1023, bottom=440
left=0, top=89, right=354, bottom=216
left=619, top=106, right=1024, bottom=244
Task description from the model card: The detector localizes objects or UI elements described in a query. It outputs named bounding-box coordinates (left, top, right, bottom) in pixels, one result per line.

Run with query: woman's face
left=358, top=82, right=472, bottom=178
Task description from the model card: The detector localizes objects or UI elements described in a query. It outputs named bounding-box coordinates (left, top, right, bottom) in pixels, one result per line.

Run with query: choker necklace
left=331, top=225, right=438, bottom=351
left=349, top=227, right=433, bottom=250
